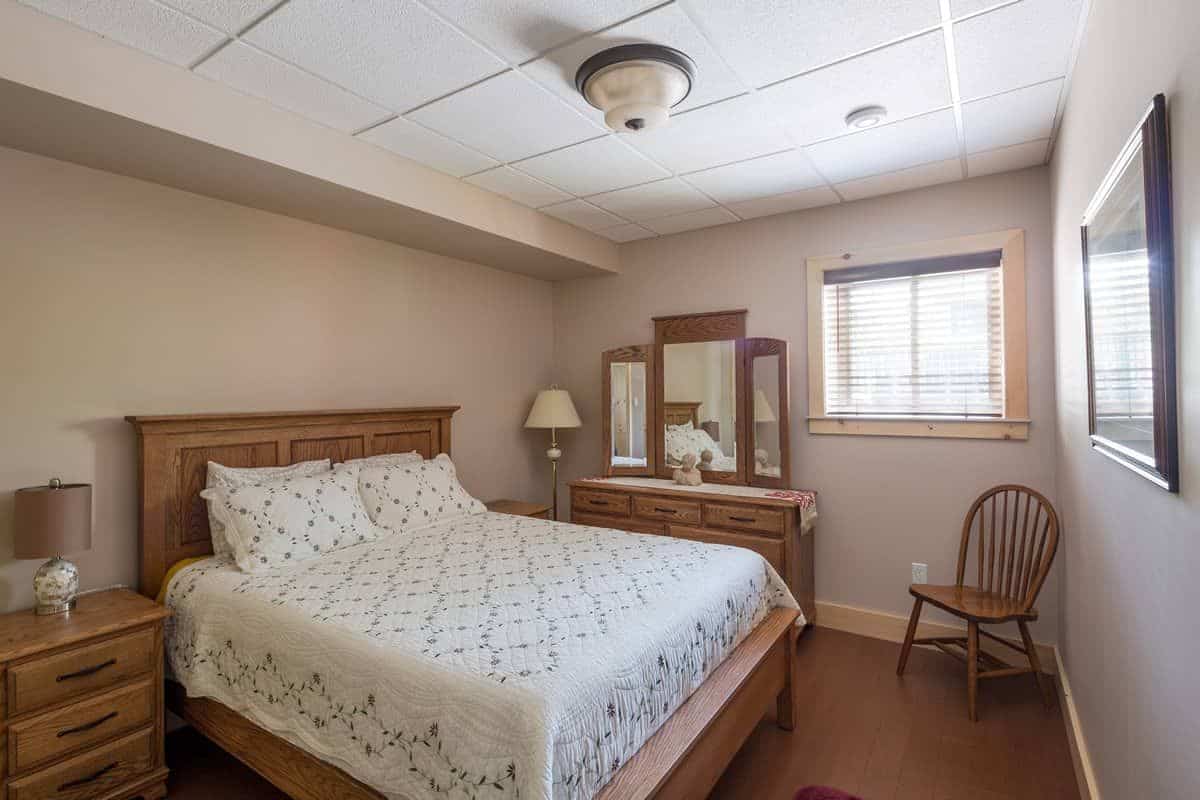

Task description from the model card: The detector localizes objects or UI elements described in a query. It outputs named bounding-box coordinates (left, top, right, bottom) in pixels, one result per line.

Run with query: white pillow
left=205, top=459, right=331, bottom=557
left=343, top=451, right=423, bottom=468
left=358, top=454, right=485, bottom=533
left=201, top=464, right=379, bottom=573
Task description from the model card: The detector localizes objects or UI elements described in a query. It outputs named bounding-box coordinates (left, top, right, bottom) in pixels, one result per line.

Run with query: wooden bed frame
left=127, top=407, right=800, bottom=800
left=663, top=400, right=702, bottom=428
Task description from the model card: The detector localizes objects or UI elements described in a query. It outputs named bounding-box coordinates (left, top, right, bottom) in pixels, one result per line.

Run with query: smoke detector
left=575, top=44, right=696, bottom=133
left=844, top=105, right=888, bottom=130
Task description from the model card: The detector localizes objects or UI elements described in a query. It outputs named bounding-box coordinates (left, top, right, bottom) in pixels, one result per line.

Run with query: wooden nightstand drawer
left=703, top=503, right=785, bottom=536
left=9, top=678, right=155, bottom=775
left=633, top=495, right=701, bottom=524
left=571, top=489, right=631, bottom=517
left=8, top=628, right=156, bottom=717
left=7, top=726, right=154, bottom=800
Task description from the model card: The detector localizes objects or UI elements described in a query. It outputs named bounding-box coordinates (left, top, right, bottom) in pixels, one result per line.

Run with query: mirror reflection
left=609, top=362, right=648, bottom=468
left=663, top=340, right=737, bottom=472
left=752, top=356, right=782, bottom=478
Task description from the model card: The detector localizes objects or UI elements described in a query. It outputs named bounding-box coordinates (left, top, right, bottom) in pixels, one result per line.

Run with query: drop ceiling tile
left=421, top=0, right=660, bottom=63
left=625, top=95, right=791, bottom=174
left=643, top=206, right=740, bottom=235
left=598, top=223, right=657, bottom=243
left=805, top=109, right=959, bottom=184
left=949, top=0, right=1005, bottom=17
left=954, top=0, right=1083, bottom=100
left=682, top=150, right=824, bottom=204
left=408, top=70, right=603, bottom=163
left=762, top=31, right=950, bottom=145
left=357, top=117, right=499, bottom=177
left=588, top=178, right=715, bottom=221
left=967, top=139, right=1049, bottom=177
left=727, top=186, right=841, bottom=219
left=522, top=3, right=744, bottom=122
left=835, top=157, right=962, bottom=201
left=540, top=199, right=626, bottom=232
left=161, top=0, right=277, bottom=33
left=465, top=166, right=571, bottom=207
left=196, top=43, right=389, bottom=133
left=242, top=0, right=505, bottom=111
left=962, top=79, right=1062, bottom=153
left=513, top=136, right=669, bottom=196
left=683, top=0, right=942, bottom=87
left=19, top=0, right=226, bottom=66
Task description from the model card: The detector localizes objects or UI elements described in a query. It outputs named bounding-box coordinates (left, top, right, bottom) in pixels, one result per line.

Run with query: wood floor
left=164, top=628, right=1080, bottom=800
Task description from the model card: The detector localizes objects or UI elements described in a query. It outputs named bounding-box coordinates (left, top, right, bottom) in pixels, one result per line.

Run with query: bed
left=127, top=407, right=802, bottom=800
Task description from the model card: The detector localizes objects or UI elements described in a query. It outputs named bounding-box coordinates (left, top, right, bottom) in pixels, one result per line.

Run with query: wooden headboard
left=125, top=407, right=458, bottom=600
left=664, top=401, right=701, bottom=427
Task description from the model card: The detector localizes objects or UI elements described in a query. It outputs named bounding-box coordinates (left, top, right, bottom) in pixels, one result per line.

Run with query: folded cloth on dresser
left=165, top=511, right=799, bottom=800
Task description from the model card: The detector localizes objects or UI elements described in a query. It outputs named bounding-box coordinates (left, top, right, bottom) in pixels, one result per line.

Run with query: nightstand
left=0, top=588, right=170, bottom=800
left=485, top=499, right=553, bottom=520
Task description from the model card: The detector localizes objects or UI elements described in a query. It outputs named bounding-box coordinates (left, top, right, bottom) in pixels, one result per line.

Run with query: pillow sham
left=358, top=454, right=485, bottom=533
left=343, top=451, right=423, bottom=468
left=201, top=464, right=379, bottom=574
left=205, top=459, right=332, bottom=558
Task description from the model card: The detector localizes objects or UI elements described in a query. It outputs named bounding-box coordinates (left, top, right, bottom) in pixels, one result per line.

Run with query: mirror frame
left=746, top=338, right=792, bottom=489
left=1081, top=93, right=1178, bottom=492
left=601, top=345, right=656, bottom=476
left=653, top=310, right=748, bottom=485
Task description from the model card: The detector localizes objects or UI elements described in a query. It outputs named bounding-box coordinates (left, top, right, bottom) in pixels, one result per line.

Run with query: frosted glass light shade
left=525, top=389, right=582, bottom=429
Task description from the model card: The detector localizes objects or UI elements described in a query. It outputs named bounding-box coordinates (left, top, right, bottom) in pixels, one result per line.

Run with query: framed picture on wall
left=1081, top=93, right=1178, bottom=492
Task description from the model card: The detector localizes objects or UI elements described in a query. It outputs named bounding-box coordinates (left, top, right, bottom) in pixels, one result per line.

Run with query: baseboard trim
left=1056, top=648, right=1101, bottom=800
left=813, top=600, right=1057, bottom=674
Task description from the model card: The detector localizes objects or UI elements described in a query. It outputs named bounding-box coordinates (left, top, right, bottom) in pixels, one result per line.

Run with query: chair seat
left=909, top=584, right=1038, bottom=623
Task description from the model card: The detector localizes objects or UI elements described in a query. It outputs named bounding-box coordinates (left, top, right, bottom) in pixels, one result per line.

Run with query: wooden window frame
left=806, top=229, right=1030, bottom=440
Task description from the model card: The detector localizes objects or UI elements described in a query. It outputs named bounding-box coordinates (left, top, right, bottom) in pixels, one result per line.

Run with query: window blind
left=823, top=255, right=1004, bottom=417
left=1087, top=248, right=1153, bottom=423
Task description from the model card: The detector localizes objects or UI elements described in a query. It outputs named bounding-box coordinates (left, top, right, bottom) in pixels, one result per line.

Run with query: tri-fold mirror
left=602, top=309, right=791, bottom=487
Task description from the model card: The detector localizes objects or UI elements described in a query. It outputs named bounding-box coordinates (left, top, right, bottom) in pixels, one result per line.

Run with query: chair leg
left=896, top=598, right=923, bottom=676
left=966, top=621, right=979, bottom=722
left=1019, top=620, right=1054, bottom=709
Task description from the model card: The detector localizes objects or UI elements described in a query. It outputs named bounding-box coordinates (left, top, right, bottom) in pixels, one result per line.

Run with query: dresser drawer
left=8, top=628, right=156, bottom=717
left=571, top=489, right=631, bottom=517
left=7, top=726, right=154, bottom=800
left=571, top=511, right=665, bottom=536
left=632, top=495, right=701, bottom=525
left=668, top=525, right=785, bottom=574
left=704, top=503, right=785, bottom=536
left=9, top=679, right=155, bottom=775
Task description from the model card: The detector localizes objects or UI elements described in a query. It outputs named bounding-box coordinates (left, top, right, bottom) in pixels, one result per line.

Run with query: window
left=807, top=230, right=1029, bottom=440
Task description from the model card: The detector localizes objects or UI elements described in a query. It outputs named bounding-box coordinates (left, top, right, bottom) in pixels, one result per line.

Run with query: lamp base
left=33, top=556, right=79, bottom=615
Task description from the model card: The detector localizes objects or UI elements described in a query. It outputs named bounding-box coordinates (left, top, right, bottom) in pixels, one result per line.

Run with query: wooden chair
left=896, top=484, right=1060, bottom=721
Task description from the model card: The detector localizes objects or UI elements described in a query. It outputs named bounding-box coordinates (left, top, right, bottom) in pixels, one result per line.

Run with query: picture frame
left=1081, top=93, right=1178, bottom=491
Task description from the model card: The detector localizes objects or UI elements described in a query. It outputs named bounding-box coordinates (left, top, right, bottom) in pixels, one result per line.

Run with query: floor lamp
left=525, top=387, right=582, bottom=521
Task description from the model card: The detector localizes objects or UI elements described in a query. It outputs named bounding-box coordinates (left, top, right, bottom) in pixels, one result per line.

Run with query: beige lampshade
left=754, top=389, right=777, bottom=423
left=525, top=388, right=582, bottom=429
left=13, top=481, right=92, bottom=559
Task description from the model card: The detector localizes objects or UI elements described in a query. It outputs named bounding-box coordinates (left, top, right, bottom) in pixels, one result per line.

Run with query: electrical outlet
left=912, top=562, right=928, bottom=584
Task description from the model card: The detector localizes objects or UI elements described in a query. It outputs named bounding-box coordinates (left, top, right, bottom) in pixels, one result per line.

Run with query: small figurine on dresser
left=673, top=453, right=703, bottom=486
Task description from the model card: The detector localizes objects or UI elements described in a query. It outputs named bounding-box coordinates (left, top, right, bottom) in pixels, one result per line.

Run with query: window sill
left=808, top=416, right=1030, bottom=440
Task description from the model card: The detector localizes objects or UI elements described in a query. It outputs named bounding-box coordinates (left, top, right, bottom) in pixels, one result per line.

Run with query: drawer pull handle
left=589, top=499, right=609, bottom=506
left=729, top=515, right=756, bottom=523
left=58, top=761, right=118, bottom=791
left=653, top=507, right=677, bottom=514
left=56, top=658, right=117, bottom=682
left=57, top=711, right=118, bottom=738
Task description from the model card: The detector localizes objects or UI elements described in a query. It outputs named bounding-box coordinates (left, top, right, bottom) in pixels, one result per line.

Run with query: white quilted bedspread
left=165, top=512, right=799, bottom=800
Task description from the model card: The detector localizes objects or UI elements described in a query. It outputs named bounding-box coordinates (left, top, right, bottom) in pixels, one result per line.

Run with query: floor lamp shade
left=13, top=480, right=91, bottom=615
left=524, top=389, right=582, bottom=429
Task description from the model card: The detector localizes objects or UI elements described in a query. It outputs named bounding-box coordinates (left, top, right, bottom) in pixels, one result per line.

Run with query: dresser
left=568, top=478, right=817, bottom=623
left=0, top=589, right=170, bottom=800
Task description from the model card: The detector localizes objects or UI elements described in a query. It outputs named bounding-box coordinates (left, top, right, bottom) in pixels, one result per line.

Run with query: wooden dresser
left=568, top=478, right=816, bottom=623
left=0, top=589, right=170, bottom=800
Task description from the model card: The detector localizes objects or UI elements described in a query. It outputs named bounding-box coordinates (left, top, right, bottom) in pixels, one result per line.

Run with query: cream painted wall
left=1049, top=0, right=1200, bottom=797
left=0, top=145, right=554, bottom=613
left=554, top=167, right=1060, bottom=642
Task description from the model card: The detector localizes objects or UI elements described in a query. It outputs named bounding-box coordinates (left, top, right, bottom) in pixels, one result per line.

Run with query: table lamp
left=524, top=387, right=582, bottom=521
left=13, top=478, right=92, bottom=615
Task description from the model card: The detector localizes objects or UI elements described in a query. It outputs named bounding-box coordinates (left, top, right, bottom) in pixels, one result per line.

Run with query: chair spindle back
left=955, top=485, right=1059, bottom=611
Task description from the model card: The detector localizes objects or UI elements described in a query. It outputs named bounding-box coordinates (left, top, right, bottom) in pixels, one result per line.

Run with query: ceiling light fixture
left=575, top=44, right=696, bottom=133
left=844, top=105, right=888, bottom=130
